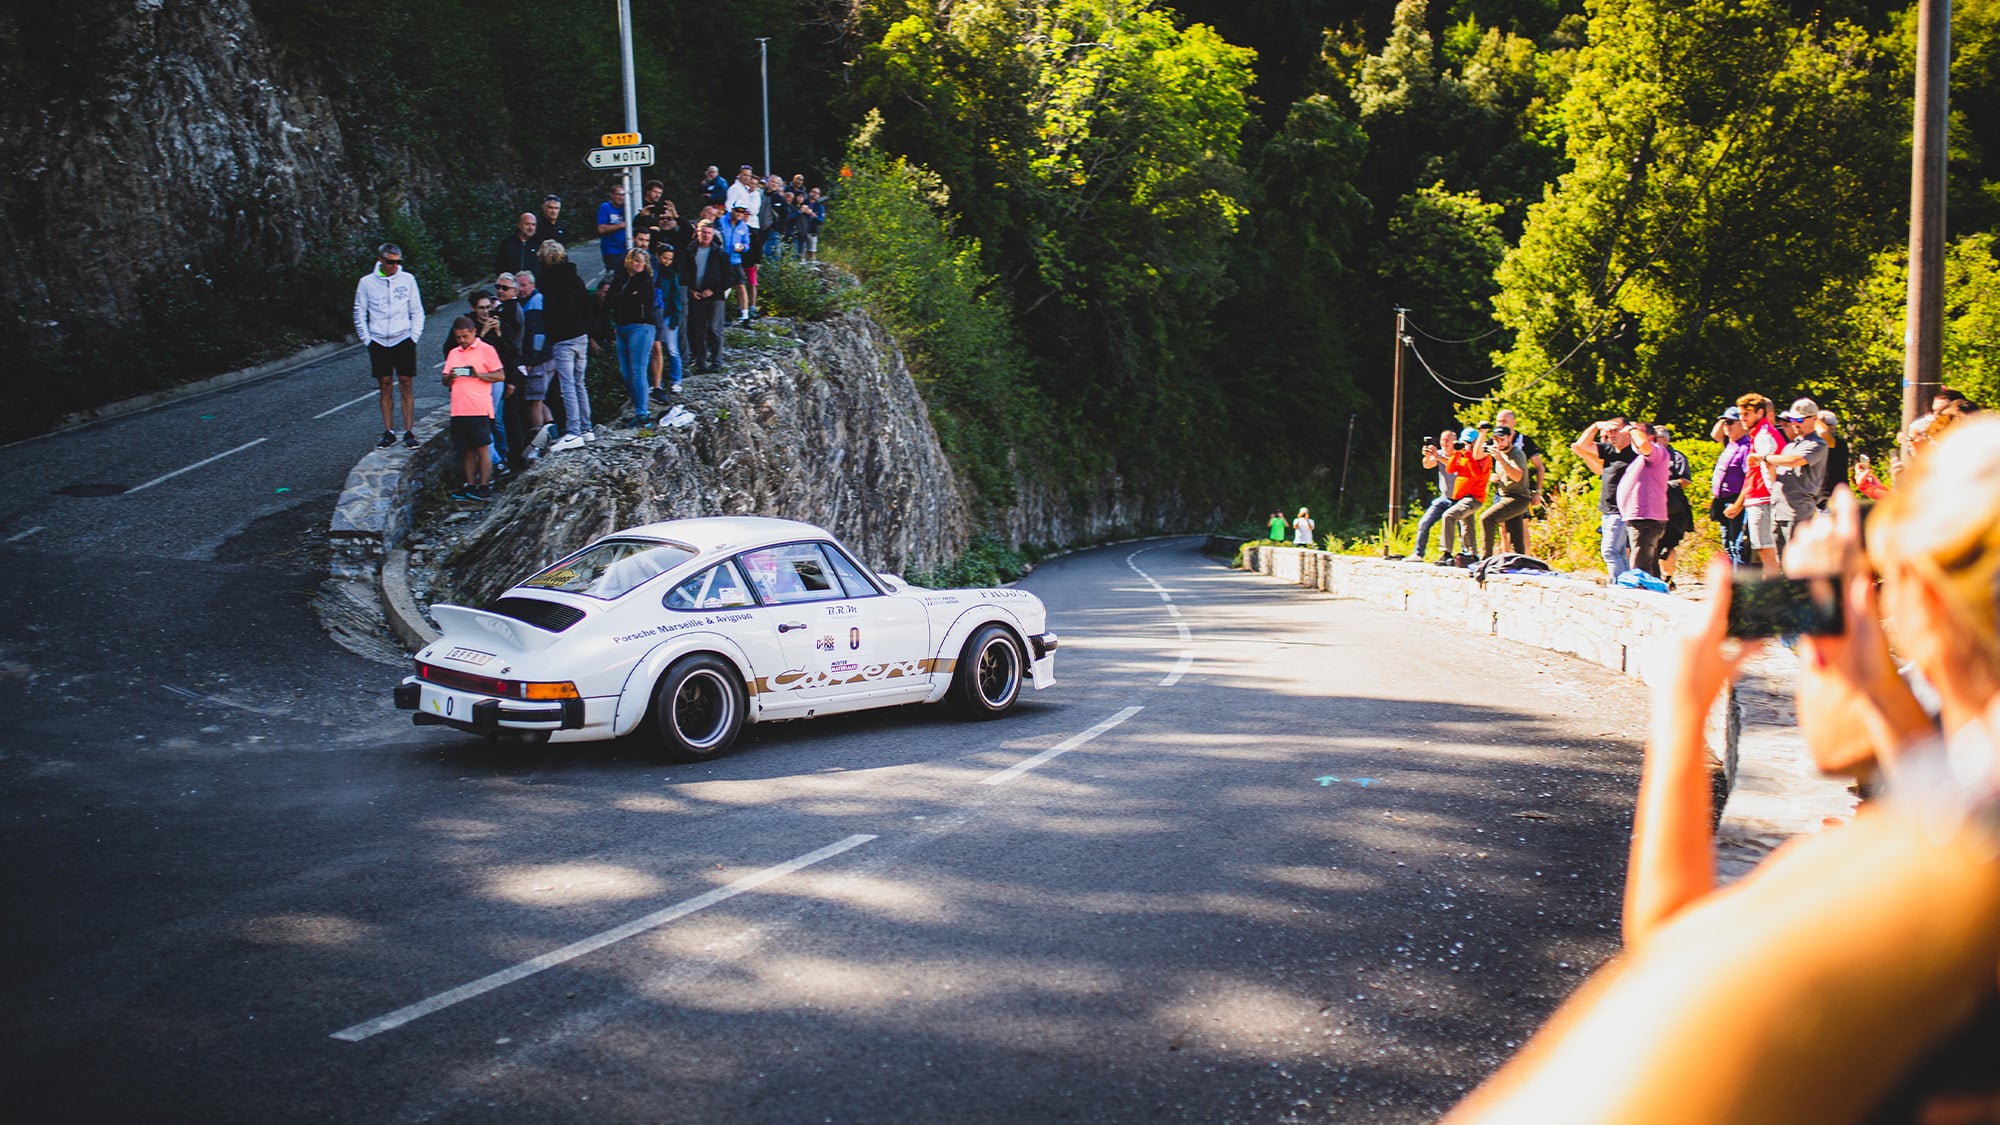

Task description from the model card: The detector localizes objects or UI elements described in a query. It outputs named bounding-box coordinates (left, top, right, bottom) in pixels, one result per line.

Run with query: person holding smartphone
left=1413, top=429, right=1460, bottom=562
left=1570, top=416, right=1639, bottom=581
left=441, top=316, right=504, bottom=501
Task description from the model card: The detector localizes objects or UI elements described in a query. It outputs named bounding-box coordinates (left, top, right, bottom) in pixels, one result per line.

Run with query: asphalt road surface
left=0, top=443, right=1655, bottom=1125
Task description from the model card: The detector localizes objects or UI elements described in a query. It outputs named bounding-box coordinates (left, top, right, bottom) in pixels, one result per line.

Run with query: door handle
left=777, top=622, right=807, bottom=633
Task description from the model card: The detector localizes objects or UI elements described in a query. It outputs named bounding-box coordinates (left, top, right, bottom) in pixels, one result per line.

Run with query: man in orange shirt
left=1438, top=426, right=1493, bottom=566
left=441, top=316, right=505, bottom=502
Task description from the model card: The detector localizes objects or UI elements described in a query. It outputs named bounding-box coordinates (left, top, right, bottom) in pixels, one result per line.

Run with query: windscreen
left=521, top=539, right=697, bottom=600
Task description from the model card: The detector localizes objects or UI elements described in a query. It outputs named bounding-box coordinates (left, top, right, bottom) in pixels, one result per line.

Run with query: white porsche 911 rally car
left=393, top=516, right=1057, bottom=759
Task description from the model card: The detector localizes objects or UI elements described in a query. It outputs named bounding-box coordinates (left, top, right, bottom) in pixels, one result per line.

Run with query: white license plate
left=446, top=647, right=493, bottom=665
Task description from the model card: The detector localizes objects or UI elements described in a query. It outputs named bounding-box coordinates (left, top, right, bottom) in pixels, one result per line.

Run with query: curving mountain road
left=0, top=476, right=1655, bottom=1122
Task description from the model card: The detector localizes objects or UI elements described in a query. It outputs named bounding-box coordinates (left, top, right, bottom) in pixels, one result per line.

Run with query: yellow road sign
left=600, top=132, right=642, bottom=148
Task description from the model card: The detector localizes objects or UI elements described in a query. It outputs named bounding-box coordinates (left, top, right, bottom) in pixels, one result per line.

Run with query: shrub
left=756, top=259, right=853, bottom=321
left=822, top=128, right=1079, bottom=519
left=904, top=533, right=1030, bottom=589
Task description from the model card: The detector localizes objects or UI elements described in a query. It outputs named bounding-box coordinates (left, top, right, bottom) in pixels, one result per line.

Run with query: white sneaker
left=522, top=446, right=541, bottom=462
left=550, top=433, right=586, bottom=453
left=582, top=429, right=597, bottom=444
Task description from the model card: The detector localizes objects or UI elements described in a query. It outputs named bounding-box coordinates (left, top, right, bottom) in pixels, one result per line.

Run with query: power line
left=1403, top=316, right=1500, bottom=345
left=1403, top=335, right=1506, bottom=394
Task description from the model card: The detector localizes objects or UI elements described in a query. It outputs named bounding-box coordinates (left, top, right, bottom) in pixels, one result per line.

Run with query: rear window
left=521, top=539, right=696, bottom=600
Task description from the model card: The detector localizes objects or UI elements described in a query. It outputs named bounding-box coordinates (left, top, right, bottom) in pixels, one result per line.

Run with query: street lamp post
left=616, top=0, right=643, bottom=252
left=756, top=37, right=771, bottom=177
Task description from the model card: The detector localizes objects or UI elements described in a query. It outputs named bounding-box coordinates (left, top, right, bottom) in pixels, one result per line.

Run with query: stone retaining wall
left=327, top=405, right=452, bottom=582
left=1244, top=546, right=1699, bottom=687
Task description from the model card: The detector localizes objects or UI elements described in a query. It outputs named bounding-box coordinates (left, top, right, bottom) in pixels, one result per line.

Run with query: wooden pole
left=1903, top=0, right=1950, bottom=427
left=1387, top=308, right=1407, bottom=548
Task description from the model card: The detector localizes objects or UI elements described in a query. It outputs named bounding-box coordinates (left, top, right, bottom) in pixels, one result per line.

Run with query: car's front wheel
left=650, top=654, right=745, bottom=760
left=950, top=624, right=1023, bottom=718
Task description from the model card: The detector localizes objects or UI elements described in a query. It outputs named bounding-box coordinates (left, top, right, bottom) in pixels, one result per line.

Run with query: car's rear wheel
left=650, top=654, right=745, bottom=760
left=950, top=624, right=1023, bottom=718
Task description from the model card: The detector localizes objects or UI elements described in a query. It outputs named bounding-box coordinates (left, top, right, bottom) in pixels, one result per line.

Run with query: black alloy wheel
left=951, top=624, right=1023, bottom=718
left=651, top=654, right=745, bottom=760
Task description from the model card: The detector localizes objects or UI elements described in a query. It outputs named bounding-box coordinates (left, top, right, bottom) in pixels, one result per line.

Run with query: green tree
left=1491, top=0, right=1903, bottom=436
left=1376, top=183, right=1507, bottom=428
left=851, top=0, right=1258, bottom=489
left=1834, top=233, right=2000, bottom=447
left=1211, top=93, right=1375, bottom=490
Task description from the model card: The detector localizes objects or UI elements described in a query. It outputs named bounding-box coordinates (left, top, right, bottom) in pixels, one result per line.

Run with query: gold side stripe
left=748, top=657, right=957, bottom=697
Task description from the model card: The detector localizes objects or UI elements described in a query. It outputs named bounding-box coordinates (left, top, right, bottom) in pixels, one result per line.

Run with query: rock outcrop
left=437, top=313, right=973, bottom=604
left=3, top=1, right=363, bottom=331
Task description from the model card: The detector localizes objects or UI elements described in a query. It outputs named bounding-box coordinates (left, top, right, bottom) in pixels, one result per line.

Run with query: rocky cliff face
left=438, top=313, right=974, bottom=604
left=2, top=0, right=364, bottom=331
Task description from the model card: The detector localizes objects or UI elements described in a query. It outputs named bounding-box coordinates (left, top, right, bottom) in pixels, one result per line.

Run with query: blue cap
left=1459, top=427, right=1480, bottom=443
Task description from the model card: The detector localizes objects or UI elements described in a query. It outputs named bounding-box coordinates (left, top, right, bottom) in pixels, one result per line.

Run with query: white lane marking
left=6, top=526, right=45, bottom=542
left=124, top=438, right=269, bottom=495
left=313, top=391, right=379, bottom=419
left=982, top=706, right=1143, bottom=786
left=1127, top=548, right=1194, bottom=687
left=330, top=834, right=878, bottom=1042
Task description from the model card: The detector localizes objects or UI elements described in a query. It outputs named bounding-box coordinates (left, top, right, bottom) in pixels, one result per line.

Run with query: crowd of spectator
left=350, top=166, right=830, bottom=502
left=1266, top=388, right=1985, bottom=591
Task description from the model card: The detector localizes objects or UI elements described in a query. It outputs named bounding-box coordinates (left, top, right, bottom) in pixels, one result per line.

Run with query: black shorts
left=726, top=263, right=748, bottom=289
left=368, top=339, right=416, bottom=381
left=449, top=415, right=492, bottom=452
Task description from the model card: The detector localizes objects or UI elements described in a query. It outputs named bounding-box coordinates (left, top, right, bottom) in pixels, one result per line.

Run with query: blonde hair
left=537, top=240, right=568, bottom=265
left=624, top=247, right=650, bottom=267
left=1869, top=415, right=2000, bottom=668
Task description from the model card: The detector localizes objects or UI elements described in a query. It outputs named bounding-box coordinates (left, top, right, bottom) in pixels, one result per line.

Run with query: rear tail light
left=417, top=663, right=580, bottom=701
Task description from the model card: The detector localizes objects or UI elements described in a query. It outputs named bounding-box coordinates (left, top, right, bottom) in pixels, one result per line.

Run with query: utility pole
left=756, top=37, right=772, bottom=177
left=1903, top=0, right=1950, bottom=427
left=1386, top=307, right=1407, bottom=550
left=616, top=0, right=642, bottom=253
left=1336, top=412, right=1358, bottom=519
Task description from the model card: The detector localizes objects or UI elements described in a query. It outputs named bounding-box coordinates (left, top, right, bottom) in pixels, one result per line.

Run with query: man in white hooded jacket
left=353, top=242, right=425, bottom=448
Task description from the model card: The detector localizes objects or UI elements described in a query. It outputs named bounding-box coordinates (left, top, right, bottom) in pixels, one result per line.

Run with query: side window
left=819, top=543, right=880, bottom=598
left=739, top=544, right=843, bottom=605
left=663, top=561, right=753, bottom=611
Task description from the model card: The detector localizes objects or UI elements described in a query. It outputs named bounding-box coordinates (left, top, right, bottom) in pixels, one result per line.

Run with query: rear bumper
left=395, top=677, right=585, bottom=734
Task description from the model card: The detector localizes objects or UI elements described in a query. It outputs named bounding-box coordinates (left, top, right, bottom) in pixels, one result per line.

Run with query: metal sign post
left=616, top=0, right=643, bottom=254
